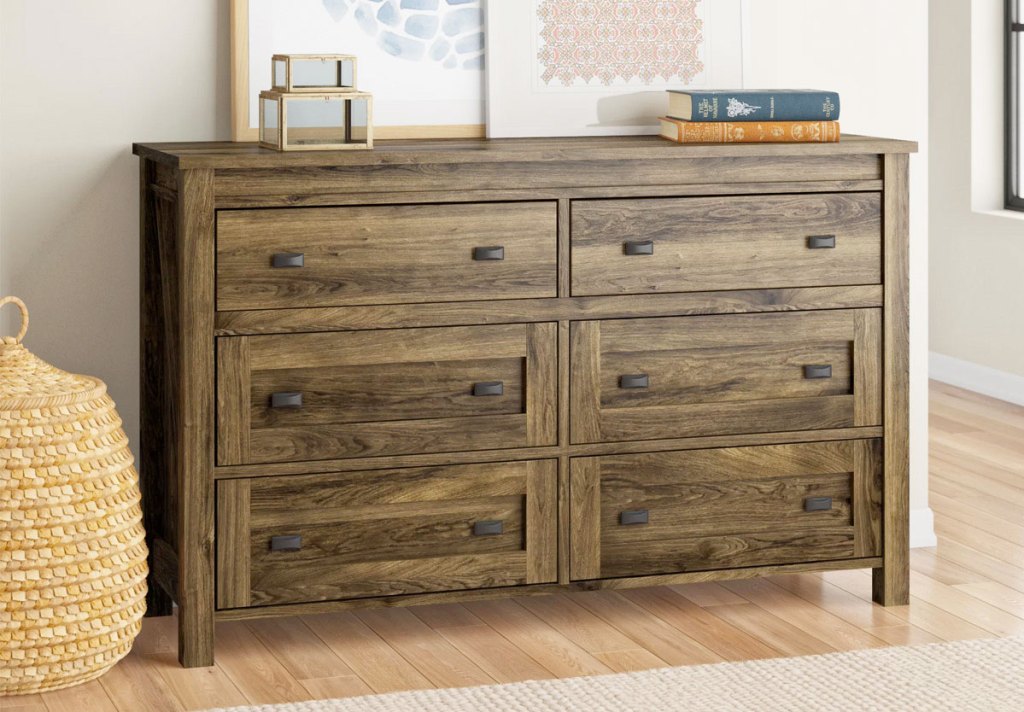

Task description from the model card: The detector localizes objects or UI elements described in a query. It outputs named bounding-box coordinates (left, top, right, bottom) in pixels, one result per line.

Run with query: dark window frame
left=1008, top=0, right=1024, bottom=210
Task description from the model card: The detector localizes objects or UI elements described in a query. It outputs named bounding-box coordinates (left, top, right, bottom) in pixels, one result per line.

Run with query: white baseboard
left=910, top=507, right=937, bottom=548
left=930, top=351, right=1024, bottom=406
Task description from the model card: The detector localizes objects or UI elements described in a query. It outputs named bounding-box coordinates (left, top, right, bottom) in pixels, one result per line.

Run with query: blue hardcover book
left=667, top=90, right=841, bottom=122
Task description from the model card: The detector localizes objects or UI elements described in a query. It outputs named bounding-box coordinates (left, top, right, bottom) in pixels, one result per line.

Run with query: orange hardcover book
left=658, top=117, right=840, bottom=143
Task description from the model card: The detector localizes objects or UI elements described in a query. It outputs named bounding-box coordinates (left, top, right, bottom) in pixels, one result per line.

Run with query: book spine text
left=662, top=120, right=840, bottom=144
left=680, top=92, right=841, bottom=122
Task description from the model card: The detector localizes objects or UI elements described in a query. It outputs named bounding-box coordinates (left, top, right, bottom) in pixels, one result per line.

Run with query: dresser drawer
left=216, top=460, right=558, bottom=608
left=570, top=309, right=881, bottom=444
left=217, top=323, right=557, bottom=465
left=216, top=201, right=557, bottom=311
left=570, top=193, right=881, bottom=296
left=570, top=440, right=882, bottom=580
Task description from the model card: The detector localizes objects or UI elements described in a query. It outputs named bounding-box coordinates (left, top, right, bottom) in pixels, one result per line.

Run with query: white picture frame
left=231, top=0, right=487, bottom=141
left=486, top=0, right=749, bottom=138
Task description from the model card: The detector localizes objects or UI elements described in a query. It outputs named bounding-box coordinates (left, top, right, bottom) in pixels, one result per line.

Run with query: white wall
left=0, top=1, right=230, bottom=451
left=0, top=0, right=931, bottom=541
left=930, top=0, right=1024, bottom=398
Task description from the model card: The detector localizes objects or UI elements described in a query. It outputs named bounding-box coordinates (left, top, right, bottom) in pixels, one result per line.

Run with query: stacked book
left=659, top=90, right=840, bottom=144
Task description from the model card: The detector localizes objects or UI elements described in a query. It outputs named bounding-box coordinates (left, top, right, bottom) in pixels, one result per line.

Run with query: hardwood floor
left=5, top=381, right=1021, bottom=712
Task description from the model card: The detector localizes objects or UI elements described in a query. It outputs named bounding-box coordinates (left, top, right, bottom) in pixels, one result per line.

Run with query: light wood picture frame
left=230, top=0, right=485, bottom=142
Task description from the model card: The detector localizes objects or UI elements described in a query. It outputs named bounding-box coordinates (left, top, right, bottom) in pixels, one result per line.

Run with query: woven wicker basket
left=0, top=296, right=148, bottom=695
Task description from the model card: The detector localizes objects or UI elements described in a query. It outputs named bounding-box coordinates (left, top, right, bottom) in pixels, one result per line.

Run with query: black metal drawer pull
left=619, top=374, right=650, bottom=389
left=272, top=252, right=305, bottom=268
left=804, top=497, right=834, bottom=512
left=270, top=391, right=304, bottom=409
left=473, top=246, right=505, bottom=261
left=624, top=240, right=654, bottom=256
left=807, top=235, right=836, bottom=249
left=803, top=364, right=833, bottom=380
left=620, top=509, right=650, bottom=526
left=473, top=381, right=504, bottom=397
left=473, top=520, right=504, bottom=536
left=270, top=535, right=303, bottom=552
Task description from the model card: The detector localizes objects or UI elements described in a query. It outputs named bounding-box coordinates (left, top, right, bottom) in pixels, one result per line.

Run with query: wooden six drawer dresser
left=133, top=135, right=916, bottom=667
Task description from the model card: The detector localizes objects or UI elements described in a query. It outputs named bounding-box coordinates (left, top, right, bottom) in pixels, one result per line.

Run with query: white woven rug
left=207, top=635, right=1024, bottom=712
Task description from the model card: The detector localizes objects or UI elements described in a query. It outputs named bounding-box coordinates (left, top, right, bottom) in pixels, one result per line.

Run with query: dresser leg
left=871, top=563, right=909, bottom=606
left=177, top=584, right=215, bottom=667
left=174, top=167, right=217, bottom=669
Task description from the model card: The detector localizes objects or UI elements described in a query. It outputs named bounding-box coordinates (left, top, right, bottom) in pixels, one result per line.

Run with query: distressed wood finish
left=216, top=479, right=251, bottom=609
left=873, top=153, right=911, bottom=605
left=213, top=286, right=884, bottom=336
left=134, top=136, right=914, bottom=667
left=570, top=441, right=883, bottom=580
left=216, top=461, right=558, bottom=607
left=175, top=168, right=217, bottom=668
left=217, top=323, right=557, bottom=465
left=211, top=155, right=883, bottom=199
left=134, top=134, right=914, bottom=170
left=217, top=202, right=557, bottom=311
left=570, top=309, right=883, bottom=444
left=571, top=193, right=881, bottom=297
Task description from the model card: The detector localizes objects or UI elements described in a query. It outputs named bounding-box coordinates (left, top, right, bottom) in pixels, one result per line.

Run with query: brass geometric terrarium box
left=259, top=90, right=373, bottom=151
left=272, top=54, right=357, bottom=93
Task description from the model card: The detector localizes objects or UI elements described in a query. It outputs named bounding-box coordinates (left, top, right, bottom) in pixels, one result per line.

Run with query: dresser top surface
left=133, top=134, right=917, bottom=171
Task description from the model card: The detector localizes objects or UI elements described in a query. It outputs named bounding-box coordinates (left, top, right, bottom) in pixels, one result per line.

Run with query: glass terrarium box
left=259, top=91, right=373, bottom=151
left=272, top=54, right=357, bottom=92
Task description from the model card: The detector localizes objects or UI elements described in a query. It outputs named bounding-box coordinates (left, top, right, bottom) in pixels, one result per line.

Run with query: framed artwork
left=486, top=0, right=749, bottom=138
left=230, top=0, right=486, bottom=141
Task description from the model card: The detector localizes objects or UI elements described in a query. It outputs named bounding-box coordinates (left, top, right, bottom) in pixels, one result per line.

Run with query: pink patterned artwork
left=536, top=0, right=705, bottom=87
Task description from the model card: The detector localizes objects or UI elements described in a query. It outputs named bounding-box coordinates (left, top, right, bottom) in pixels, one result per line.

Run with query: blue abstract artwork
left=320, top=0, right=483, bottom=69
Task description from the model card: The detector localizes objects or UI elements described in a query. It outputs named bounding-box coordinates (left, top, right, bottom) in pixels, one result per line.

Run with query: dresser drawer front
left=216, top=201, right=558, bottom=311
left=570, top=441, right=882, bottom=580
left=570, top=309, right=881, bottom=444
left=217, top=460, right=558, bottom=608
left=571, top=193, right=881, bottom=296
left=218, top=323, right=557, bottom=465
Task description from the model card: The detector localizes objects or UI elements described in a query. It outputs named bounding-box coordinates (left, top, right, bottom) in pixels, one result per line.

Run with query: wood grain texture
left=175, top=168, right=216, bottom=667
left=571, top=193, right=882, bottom=296
left=570, top=441, right=882, bottom=580
left=136, top=137, right=914, bottom=667
left=873, top=152, right=911, bottom=605
left=570, top=310, right=882, bottom=445
left=217, top=461, right=557, bottom=607
left=216, top=202, right=557, bottom=311
left=217, top=323, right=557, bottom=464
left=216, top=337, right=250, bottom=466
left=133, top=134, right=915, bottom=171
left=353, top=608, right=493, bottom=688
left=210, top=156, right=883, bottom=202
left=214, top=557, right=883, bottom=622
left=526, top=322, right=559, bottom=447
left=526, top=460, right=559, bottom=584
left=557, top=199, right=571, bottom=298
left=213, top=286, right=884, bottom=336
left=216, top=479, right=251, bottom=609
left=210, top=180, right=886, bottom=211
left=854, top=308, right=884, bottom=426
left=212, top=426, right=883, bottom=480
left=569, top=457, right=602, bottom=581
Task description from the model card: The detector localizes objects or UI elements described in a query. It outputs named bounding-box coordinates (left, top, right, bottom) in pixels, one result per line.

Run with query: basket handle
left=0, top=296, right=29, bottom=344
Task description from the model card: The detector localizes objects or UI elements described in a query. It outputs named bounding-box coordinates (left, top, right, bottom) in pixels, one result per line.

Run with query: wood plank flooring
left=5, top=381, right=1021, bottom=712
